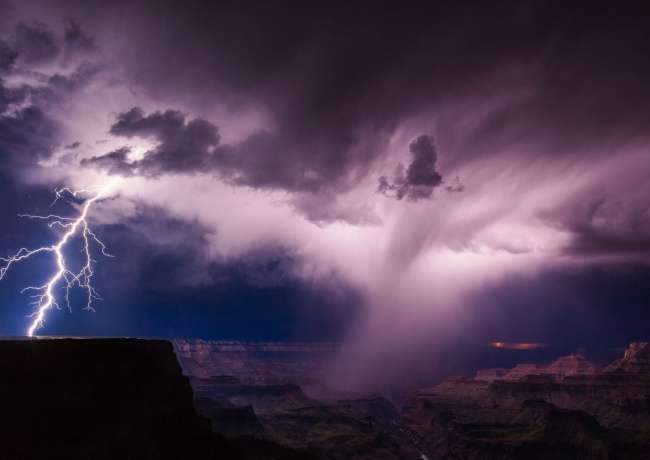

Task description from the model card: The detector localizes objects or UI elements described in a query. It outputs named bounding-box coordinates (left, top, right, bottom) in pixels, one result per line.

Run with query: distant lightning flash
left=0, top=179, right=119, bottom=337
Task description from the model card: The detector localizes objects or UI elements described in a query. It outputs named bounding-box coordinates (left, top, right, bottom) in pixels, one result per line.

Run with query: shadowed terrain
left=174, top=340, right=650, bottom=459
left=0, top=338, right=315, bottom=460
left=6, top=338, right=650, bottom=459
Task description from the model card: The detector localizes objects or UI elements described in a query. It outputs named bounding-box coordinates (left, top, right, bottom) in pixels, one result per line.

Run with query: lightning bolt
left=0, top=179, right=119, bottom=337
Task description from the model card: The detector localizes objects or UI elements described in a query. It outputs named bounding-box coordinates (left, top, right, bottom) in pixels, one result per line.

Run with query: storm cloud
left=0, top=15, right=100, bottom=175
left=84, top=106, right=369, bottom=196
left=378, top=135, right=444, bottom=201
left=0, top=106, right=59, bottom=170
left=1, top=0, right=650, bottom=385
left=13, top=21, right=59, bottom=65
left=0, top=38, right=16, bottom=73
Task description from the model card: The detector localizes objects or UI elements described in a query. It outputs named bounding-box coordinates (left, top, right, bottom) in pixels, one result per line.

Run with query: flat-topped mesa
left=475, top=353, right=599, bottom=383
left=604, top=342, right=650, bottom=374
left=546, top=353, right=599, bottom=378
left=0, top=338, right=216, bottom=459
left=502, top=363, right=547, bottom=380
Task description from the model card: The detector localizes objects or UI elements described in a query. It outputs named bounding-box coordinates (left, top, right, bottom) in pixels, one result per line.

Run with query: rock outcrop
left=167, top=339, right=650, bottom=459
left=174, top=339, right=419, bottom=459
left=173, top=339, right=334, bottom=385
left=194, top=378, right=320, bottom=414
left=0, top=338, right=215, bottom=459
left=604, top=342, right=650, bottom=374
left=503, top=363, right=548, bottom=380
left=0, top=338, right=317, bottom=460
left=476, top=367, right=508, bottom=382
left=195, top=397, right=266, bottom=437
left=400, top=343, right=650, bottom=459
left=491, top=354, right=599, bottom=382
left=546, top=353, right=599, bottom=377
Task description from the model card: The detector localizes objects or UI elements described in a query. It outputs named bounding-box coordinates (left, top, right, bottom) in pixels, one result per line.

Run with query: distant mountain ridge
left=403, top=342, right=650, bottom=459
left=174, top=338, right=338, bottom=352
left=170, top=339, right=650, bottom=459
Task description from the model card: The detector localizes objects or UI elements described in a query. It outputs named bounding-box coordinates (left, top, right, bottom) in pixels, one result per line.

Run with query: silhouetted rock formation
left=196, top=397, right=266, bottom=437
left=0, top=338, right=316, bottom=460
left=195, top=380, right=320, bottom=414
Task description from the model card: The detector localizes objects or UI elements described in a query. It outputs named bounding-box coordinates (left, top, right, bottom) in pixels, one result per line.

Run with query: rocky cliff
left=173, top=339, right=420, bottom=459
left=173, top=339, right=335, bottom=385
left=0, top=338, right=317, bottom=460
left=168, top=339, right=650, bottom=459
left=402, top=342, right=650, bottom=459
left=605, top=342, right=650, bottom=374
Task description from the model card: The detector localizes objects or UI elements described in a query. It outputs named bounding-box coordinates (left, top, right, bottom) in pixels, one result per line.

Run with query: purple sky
left=1, top=1, right=650, bottom=387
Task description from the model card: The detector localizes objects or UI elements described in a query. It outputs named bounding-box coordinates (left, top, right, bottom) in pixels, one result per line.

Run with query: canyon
left=4, top=338, right=650, bottom=459
left=175, top=340, right=650, bottom=459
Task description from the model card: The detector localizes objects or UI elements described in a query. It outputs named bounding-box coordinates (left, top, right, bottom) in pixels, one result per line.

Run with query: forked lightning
left=0, top=179, right=118, bottom=336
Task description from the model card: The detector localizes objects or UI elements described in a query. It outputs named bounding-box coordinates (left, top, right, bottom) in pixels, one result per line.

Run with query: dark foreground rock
left=0, top=338, right=316, bottom=460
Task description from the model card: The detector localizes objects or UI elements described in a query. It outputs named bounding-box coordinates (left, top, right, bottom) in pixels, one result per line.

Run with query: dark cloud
left=84, top=106, right=374, bottom=203
left=47, top=62, right=98, bottom=90
left=548, top=196, right=650, bottom=258
left=87, top=107, right=336, bottom=192
left=63, top=17, right=95, bottom=56
left=93, top=105, right=371, bottom=194
left=85, top=111, right=448, bottom=210
left=0, top=19, right=97, bottom=174
left=13, top=22, right=59, bottom=64
left=30, top=61, right=101, bottom=107
left=64, top=141, right=80, bottom=149
left=0, top=81, right=28, bottom=112
left=105, top=107, right=221, bottom=176
left=445, top=176, right=465, bottom=193
left=0, top=63, right=98, bottom=116
left=60, top=2, right=543, bottom=197
left=404, top=136, right=444, bottom=192
left=378, top=135, right=444, bottom=201
left=81, top=146, right=133, bottom=176
left=0, top=16, right=100, bottom=176
left=0, top=105, right=59, bottom=170
left=101, top=5, right=639, bottom=157
left=3, top=2, right=649, bottom=185
left=0, top=38, right=16, bottom=73
left=32, top=1, right=646, bottom=227
left=112, top=3, right=650, bottom=173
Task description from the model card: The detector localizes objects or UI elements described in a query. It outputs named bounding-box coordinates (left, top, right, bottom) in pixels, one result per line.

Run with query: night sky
left=1, top=1, right=649, bottom=384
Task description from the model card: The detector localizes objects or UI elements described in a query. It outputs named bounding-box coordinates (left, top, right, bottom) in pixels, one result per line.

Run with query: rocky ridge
left=172, top=340, right=650, bottom=459
left=404, top=342, right=650, bottom=459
